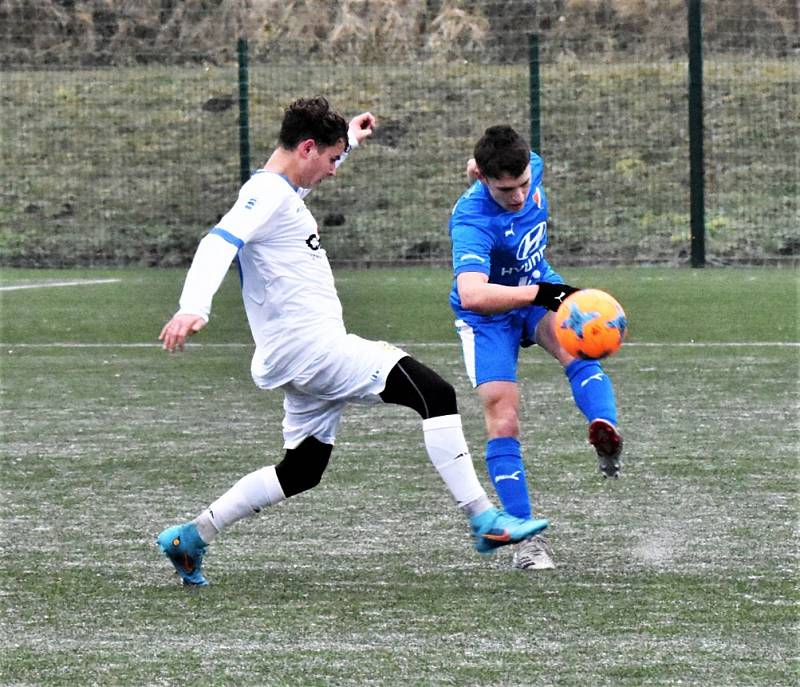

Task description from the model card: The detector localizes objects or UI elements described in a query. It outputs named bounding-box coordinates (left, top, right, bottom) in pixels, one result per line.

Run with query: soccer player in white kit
left=155, top=97, right=549, bottom=586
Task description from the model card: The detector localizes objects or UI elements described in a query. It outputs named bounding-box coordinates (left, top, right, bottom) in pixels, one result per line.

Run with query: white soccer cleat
left=513, top=534, right=556, bottom=571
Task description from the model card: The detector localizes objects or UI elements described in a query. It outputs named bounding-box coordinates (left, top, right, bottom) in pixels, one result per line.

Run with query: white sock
left=422, top=414, right=491, bottom=514
left=193, top=465, right=285, bottom=542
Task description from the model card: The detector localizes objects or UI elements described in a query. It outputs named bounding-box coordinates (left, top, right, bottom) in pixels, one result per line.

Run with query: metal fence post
left=528, top=33, right=541, bottom=155
left=238, top=37, right=251, bottom=186
left=688, top=0, right=705, bottom=267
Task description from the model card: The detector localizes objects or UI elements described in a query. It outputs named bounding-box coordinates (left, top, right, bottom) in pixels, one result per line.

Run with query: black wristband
left=532, top=282, right=580, bottom=312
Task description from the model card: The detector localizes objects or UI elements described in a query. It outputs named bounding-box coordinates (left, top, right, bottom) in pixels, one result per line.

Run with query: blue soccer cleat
left=470, top=507, right=549, bottom=555
left=156, top=522, right=209, bottom=586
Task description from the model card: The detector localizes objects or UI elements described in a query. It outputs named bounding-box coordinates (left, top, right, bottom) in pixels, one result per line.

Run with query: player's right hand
left=159, top=313, right=207, bottom=352
left=466, top=158, right=480, bottom=183
left=348, top=112, right=376, bottom=145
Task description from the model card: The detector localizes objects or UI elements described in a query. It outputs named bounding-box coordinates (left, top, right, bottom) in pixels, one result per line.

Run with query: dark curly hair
left=278, top=97, right=348, bottom=150
left=473, top=125, right=530, bottom=179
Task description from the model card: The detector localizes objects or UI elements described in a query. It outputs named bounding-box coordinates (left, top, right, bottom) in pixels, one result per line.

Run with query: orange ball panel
left=554, top=289, right=627, bottom=360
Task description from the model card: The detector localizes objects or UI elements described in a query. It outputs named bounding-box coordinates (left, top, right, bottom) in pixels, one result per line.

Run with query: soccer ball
left=555, top=289, right=627, bottom=359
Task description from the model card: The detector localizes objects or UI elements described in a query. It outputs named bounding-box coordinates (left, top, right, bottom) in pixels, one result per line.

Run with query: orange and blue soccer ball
left=555, top=289, right=627, bottom=360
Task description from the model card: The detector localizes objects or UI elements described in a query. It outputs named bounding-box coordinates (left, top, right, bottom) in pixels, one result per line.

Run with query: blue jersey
left=449, top=152, right=559, bottom=315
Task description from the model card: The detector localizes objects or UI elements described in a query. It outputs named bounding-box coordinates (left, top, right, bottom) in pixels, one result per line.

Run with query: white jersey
left=177, top=169, right=347, bottom=389
left=230, top=171, right=346, bottom=387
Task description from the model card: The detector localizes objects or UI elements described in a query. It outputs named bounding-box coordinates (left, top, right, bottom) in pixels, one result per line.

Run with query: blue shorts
left=455, top=305, right=551, bottom=387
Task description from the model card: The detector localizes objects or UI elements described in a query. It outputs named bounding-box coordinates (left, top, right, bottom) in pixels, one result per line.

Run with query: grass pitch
left=1, top=266, right=798, bottom=686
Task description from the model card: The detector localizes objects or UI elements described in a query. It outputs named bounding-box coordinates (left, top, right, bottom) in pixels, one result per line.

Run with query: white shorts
left=280, top=334, right=407, bottom=449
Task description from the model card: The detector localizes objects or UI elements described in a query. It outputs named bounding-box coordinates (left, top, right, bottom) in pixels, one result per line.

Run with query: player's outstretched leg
left=589, top=418, right=623, bottom=479
left=565, top=359, right=623, bottom=476
left=470, top=507, right=549, bottom=555
left=155, top=441, right=329, bottom=586
left=156, top=522, right=209, bottom=587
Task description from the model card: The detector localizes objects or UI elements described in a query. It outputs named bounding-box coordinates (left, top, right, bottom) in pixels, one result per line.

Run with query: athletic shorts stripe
left=455, top=307, right=550, bottom=387
left=455, top=319, right=477, bottom=387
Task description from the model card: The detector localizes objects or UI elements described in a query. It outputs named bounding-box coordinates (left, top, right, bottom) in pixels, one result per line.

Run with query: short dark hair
left=278, top=97, right=348, bottom=150
left=473, top=125, right=530, bottom=179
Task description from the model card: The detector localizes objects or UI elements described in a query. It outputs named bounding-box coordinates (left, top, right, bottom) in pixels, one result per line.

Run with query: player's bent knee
left=486, top=410, right=520, bottom=438
left=275, top=436, right=332, bottom=498
left=492, top=422, right=520, bottom=439
left=426, top=377, right=458, bottom=418
left=380, top=356, right=459, bottom=419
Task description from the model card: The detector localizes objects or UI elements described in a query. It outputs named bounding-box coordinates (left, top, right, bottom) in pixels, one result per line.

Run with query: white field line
left=0, top=342, right=797, bottom=349
left=0, top=278, right=122, bottom=291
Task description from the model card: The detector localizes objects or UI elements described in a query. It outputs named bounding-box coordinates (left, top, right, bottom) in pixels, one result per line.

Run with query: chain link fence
left=1, top=0, right=798, bottom=267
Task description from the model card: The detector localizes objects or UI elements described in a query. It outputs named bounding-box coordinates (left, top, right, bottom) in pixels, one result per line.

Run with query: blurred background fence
left=1, top=0, right=798, bottom=267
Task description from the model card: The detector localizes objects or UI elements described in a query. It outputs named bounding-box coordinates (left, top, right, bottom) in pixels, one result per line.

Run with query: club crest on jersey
left=305, top=233, right=321, bottom=250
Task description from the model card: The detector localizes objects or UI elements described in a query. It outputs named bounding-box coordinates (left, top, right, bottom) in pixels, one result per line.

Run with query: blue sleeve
left=451, top=219, right=494, bottom=277
left=530, top=151, right=544, bottom=184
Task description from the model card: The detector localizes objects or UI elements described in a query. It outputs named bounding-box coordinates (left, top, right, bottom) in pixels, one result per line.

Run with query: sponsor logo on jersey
left=515, top=221, right=547, bottom=261
left=499, top=221, right=548, bottom=277
left=244, top=197, right=257, bottom=210
left=305, top=234, right=321, bottom=250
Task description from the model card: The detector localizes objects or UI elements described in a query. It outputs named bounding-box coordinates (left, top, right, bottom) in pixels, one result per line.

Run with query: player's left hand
left=532, top=282, right=580, bottom=312
left=349, top=112, right=376, bottom=145
left=159, top=313, right=207, bottom=352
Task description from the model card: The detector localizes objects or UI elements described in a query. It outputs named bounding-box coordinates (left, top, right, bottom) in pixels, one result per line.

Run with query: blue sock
left=486, top=437, right=531, bottom=519
left=565, top=359, right=618, bottom=425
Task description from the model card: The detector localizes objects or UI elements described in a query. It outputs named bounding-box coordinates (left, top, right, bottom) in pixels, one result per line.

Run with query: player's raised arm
left=332, top=112, right=376, bottom=169
left=348, top=112, right=376, bottom=146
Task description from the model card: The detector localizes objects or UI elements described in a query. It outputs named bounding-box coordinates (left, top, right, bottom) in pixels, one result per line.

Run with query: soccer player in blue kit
left=449, top=125, right=623, bottom=570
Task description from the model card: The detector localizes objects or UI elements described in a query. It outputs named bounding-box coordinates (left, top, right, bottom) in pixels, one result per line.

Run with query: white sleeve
left=218, top=178, right=284, bottom=243
left=176, top=233, right=239, bottom=321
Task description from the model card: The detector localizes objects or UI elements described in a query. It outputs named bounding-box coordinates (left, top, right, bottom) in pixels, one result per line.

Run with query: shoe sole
left=514, top=557, right=556, bottom=571
left=588, top=419, right=622, bottom=458
left=589, top=419, right=623, bottom=477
